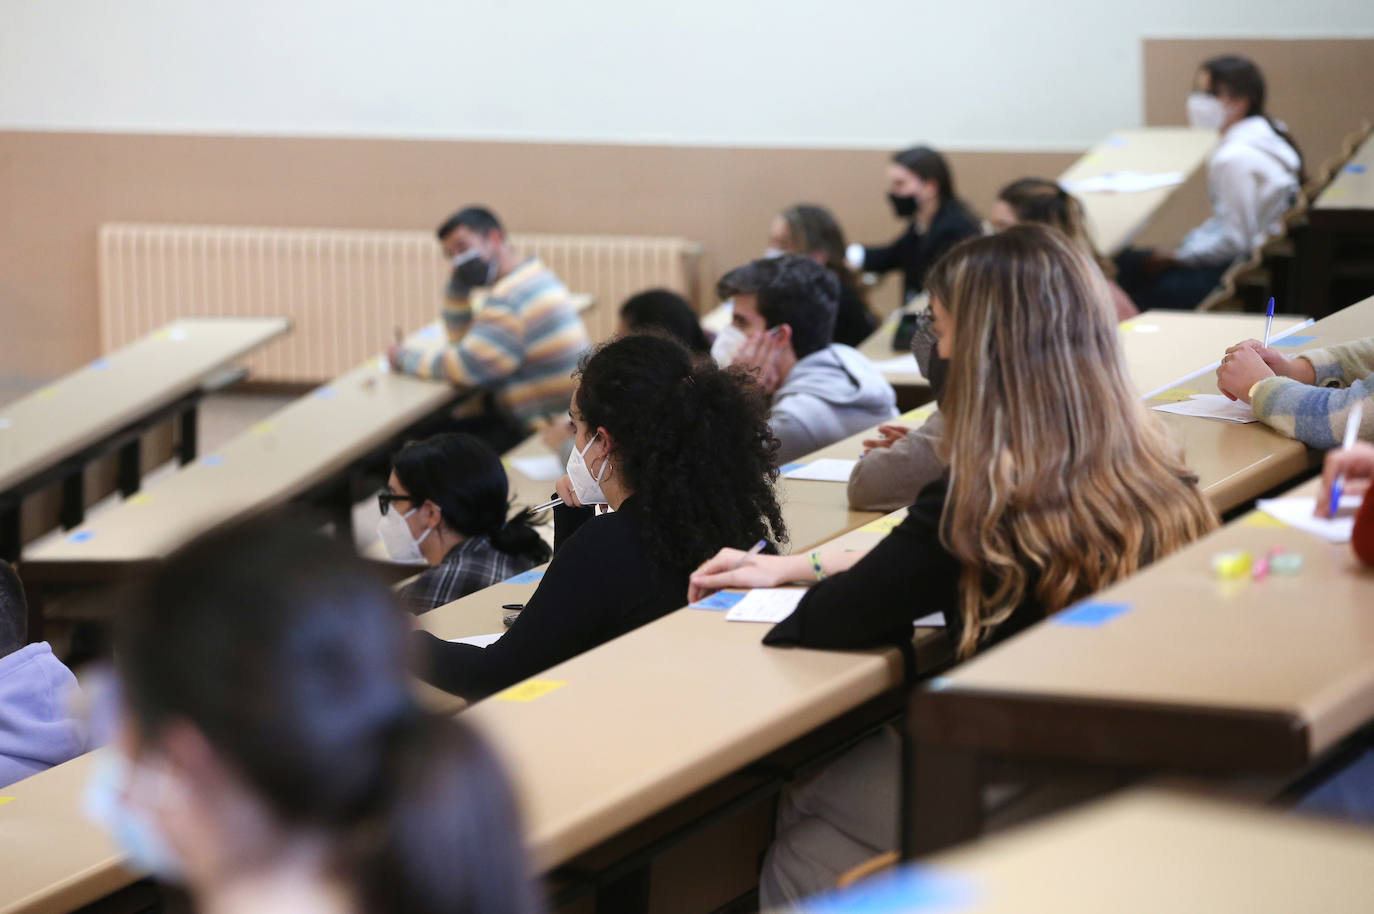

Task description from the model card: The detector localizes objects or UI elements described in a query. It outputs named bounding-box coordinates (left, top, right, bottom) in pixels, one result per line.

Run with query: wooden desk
left=1058, top=128, right=1216, bottom=255
left=0, top=318, right=290, bottom=561
left=17, top=326, right=467, bottom=634
left=801, top=790, right=1374, bottom=913
left=906, top=473, right=1374, bottom=854
left=1296, top=131, right=1374, bottom=318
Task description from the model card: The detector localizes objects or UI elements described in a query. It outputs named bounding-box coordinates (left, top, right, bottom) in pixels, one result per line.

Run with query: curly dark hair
left=573, top=333, right=787, bottom=573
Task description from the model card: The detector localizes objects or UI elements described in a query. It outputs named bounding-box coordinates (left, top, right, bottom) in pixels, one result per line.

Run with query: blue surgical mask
left=84, top=750, right=186, bottom=881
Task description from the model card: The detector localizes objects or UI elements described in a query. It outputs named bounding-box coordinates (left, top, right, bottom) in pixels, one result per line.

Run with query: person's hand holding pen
left=1217, top=339, right=1316, bottom=401
left=1319, top=407, right=1368, bottom=518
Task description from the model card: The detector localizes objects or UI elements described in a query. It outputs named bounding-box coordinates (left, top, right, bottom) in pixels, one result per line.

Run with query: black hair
left=779, top=203, right=868, bottom=307
left=1201, top=55, right=1305, bottom=180
left=573, top=334, right=786, bottom=572
left=715, top=255, right=839, bottom=359
left=392, top=433, right=550, bottom=565
left=892, top=145, right=956, bottom=202
left=618, top=289, right=709, bottom=354
left=0, top=560, right=25, bottom=656
left=115, top=518, right=543, bottom=914
left=436, top=206, right=504, bottom=241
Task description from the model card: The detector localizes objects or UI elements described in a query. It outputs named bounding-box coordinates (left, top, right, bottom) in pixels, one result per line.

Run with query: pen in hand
left=732, top=538, right=768, bottom=570
left=1261, top=297, right=1275, bottom=349
left=1329, top=403, right=1364, bottom=517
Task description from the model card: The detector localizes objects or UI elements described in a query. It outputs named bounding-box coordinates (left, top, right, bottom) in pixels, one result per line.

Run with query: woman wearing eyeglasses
left=378, top=432, right=551, bottom=614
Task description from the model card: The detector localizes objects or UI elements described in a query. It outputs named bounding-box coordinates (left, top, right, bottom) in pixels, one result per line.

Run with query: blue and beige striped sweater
left=396, top=257, right=590, bottom=426
left=1251, top=337, right=1374, bottom=449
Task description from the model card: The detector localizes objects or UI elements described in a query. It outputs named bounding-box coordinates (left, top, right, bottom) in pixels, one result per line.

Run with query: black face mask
left=909, top=311, right=949, bottom=404
left=888, top=192, right=918, bottom=219
left=925, top=354, right=950, bottom=405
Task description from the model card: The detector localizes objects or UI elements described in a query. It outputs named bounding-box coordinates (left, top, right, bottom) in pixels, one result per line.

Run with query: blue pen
left=732, top=538, right=768, bottom=569
left=1261, top=297, right=1275, bottom=349
left=1329, top=403, right=1364, bottom=517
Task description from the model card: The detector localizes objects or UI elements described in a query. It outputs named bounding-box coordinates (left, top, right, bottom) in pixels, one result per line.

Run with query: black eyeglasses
left=377, top=491, right=415, bottom=516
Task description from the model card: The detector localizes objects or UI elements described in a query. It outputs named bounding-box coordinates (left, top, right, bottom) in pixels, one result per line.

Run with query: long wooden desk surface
left=789, top=790, right=1374, bottom=913
left=21, top=328, right=458, bottom=565
left=1314, top=130, right=1374, bottom=213
left=0, top=318, right=290, bottom=495
left=1058, top=127, right=1216, bottom=255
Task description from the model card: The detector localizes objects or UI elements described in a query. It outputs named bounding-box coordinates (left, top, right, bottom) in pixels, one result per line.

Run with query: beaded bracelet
left=809, top=550, right=826, bottom=581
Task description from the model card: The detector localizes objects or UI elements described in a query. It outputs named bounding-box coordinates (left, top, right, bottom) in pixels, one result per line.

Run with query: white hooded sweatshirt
left=1176, top=115, right=1301, bottom=268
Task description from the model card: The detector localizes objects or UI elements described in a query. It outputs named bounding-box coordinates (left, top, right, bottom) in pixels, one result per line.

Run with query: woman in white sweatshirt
left=1117, top=56, right=1303, bottom=310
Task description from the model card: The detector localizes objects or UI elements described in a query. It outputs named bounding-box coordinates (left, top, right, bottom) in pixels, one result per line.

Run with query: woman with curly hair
left=416, top=332, right=786, bottom=700
left=691, top=224, right=1219, bottom=903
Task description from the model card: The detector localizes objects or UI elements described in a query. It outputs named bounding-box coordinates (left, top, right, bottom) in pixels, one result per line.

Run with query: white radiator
left=98, top=223, right=703, bottom=384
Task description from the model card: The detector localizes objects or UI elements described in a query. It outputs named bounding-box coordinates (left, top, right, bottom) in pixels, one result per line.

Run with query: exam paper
left=914, top=611, right=945, bottom=627
left=1256, top=496, right=1362, bottom=544
left=1151, top=394, right=1257, bottom=424
left=725, top=588, right=807, bottom=623
left=447, top=632, right=505, bottom=648
left=1062, top=171, right=1186, bottom=194
left=869, top=353, right=922, bottom=375
left=510, top=455, right=565, bottom=481
left=783, top=459, right=859, bottom=482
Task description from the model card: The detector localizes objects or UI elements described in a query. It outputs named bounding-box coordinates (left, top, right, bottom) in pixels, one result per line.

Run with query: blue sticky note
left=1055, top=601, right=1131, bottom=627
left=691, top=591, right=746, bottom=611
left=801, top=865, right=976, bottom=914
left=417, top=325, right=442, bottom=339
left=1271, top=335, right=1316, bottom=348
left=1106, top=135, right=1127, bottom=147
left=200, top=455, right=225, bottom=467
left=89, top=358, right=111, bottom=371
left=1346, top=164, right=1367, bottom=174
left=504, top=569, right=544, bottom=585
left=314, top=386, right=336, bottom=399
left=68, top=530, right=94, bottom=543
left=779, top=462, right=806, bottom=475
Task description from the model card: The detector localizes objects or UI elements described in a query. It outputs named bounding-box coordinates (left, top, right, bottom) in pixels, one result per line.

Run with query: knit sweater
left=846, top=409, right=946, bottom=513
left=1251, top=337, right=1374, bottom=449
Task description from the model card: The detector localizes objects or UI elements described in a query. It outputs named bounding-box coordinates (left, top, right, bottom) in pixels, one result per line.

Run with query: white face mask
left=566, top=433, right=611, bottom=505
left=85, top=749, right=187, bottom=882
left=377, top=506, right=432, bottom=564
left=711, top=324, right=748, bottom=368
left=1186, top=92, right=1226, bottom=131
left=762, top=247, right=786, bottom=259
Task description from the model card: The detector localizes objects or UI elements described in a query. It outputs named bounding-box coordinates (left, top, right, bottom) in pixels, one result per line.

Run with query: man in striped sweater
left=390, top=207, right=590, bottom=452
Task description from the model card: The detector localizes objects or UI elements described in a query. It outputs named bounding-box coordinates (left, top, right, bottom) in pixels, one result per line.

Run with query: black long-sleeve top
left=861, top=199, right=983, bottom=302
left=764, top=479, right=1044, bottom=653
left=416, top=496, right=690, bottom=701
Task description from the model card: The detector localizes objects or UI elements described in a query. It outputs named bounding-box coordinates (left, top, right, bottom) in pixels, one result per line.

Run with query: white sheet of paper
left=510, top=455, right=565, bottom=481
left=783, top=458, right=859, bottom=482
left=447, top=632, right=504, bottom=648
left=913, top=611, right=945, bottom=628
left=1256, top=496, right=1362, bottom=543
left=725, top=588, right=807, bottom=623
left=870, top=353, right=922, bottom=375
left=1063, top=171, right=1186, bottom=194
left=1151, top=394, right=1258, bottom=424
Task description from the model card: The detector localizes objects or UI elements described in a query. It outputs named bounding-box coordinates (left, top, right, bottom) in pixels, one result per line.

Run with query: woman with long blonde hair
left=689, top=223, right=1219, bottom=903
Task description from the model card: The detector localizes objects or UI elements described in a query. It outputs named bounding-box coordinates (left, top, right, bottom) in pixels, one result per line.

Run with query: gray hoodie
left=0, top=642, right=87, bottom=787
left=771, top=344, right=898, bottom=465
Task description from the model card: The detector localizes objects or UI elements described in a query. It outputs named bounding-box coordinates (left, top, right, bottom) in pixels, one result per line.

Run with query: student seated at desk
left=845, top=145, right=982, bottom=303
left=1319, top=442, right=1374, bottom=559
left=845, top=314, right=948, bottom=513
left=712, top=255, right=898, bottom=465
left=1216, top=336, right=1374, bottom=448
left=380, top=433, right=550, bottom=613
left=388, top=205, right=591, bottom=453
left=691, top=225, right=1220, bottom=904
left=417, top=334, right=786, bottom=700
left=766, top=204, right=878, bottom=346
left=88, top=519, right=541, bottom=914
left=0, top=560, right=86, bottom=787
left=991, top=178, right=1137, bottom=321
left=1116, top=56, right=1302, bottom=310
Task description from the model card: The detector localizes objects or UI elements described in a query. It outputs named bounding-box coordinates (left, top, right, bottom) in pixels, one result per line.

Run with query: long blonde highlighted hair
left=928, top=224, right=1218, bottom=659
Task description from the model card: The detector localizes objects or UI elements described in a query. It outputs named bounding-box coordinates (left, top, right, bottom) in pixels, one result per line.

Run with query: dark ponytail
left=1202, top=55, right=1306, bottom=183
left=573, top=333, right=787, bottom=572
left=392, top=432, right=550, bottom=565
left=115, top=518, right=543, bottom=914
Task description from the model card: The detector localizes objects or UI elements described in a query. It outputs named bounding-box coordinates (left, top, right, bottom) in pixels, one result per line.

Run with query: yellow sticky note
left=1154, top=388, right=1199, bottom=403
left=495, top=680, right=567, bottom=703
left=1241, top=512, right=1289, bottom=529
left=1083, top=154, right=1104, bottom=165
left=900, top=405, right=936, bottom=423
left=1325, top=188, right=1349, bottom=200
left=126, top=493, right=153, bottom=506
left=153, top=329, right=171, bottom=341
left=34, top=387, right=57, bottom=400
left=250, top=421, right=276, bottom=435
left=0, top=797, right=12, bottom=807
left=860, top=515, right=903, bottom=535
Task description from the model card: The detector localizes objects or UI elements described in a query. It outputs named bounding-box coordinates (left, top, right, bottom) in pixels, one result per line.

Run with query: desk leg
left=18, top=565, right=46, bottom=644
left=0, top=501, right=20, bottom=564
left=595, top=866, right=651, bottom=914
left=117, top=439, right=142, bottom=497
left=60, top=469, right=85, bottom=530
left=1296, top=226, right=1336, bottom=318
left=178, top=405, right=199, bottom=465
left=906, top=742, right=981, bottom=857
